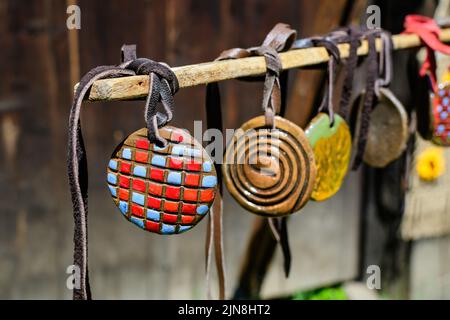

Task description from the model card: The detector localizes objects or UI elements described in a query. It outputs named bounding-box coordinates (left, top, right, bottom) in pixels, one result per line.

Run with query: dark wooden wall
left=0, top=0, right=384, bottom=299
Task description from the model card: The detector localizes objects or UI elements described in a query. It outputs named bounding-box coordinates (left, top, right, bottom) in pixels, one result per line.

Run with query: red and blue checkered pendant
left=431, top=83, right=450, bottom=146
left=107, top=127, right=217, bottom=234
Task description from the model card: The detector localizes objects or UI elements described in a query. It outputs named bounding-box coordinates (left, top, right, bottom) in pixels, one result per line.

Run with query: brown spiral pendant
left=222, top=116, right=316, bottom=217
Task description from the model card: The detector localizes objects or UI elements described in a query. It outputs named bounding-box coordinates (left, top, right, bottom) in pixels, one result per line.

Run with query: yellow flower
left=416, top=147, right=446, bottom=181
left=442, top=72, right=450, bottom=84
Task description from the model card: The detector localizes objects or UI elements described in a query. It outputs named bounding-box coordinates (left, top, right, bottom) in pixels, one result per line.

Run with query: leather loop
left=374, top=31, right=394, bottom=97
left=205, top=23, right=298, bottom=298
left=215, top=23, right=296, bottom=126
left=68, top=65, right=136, bottom=300
left=338, top=27, right=363, bottom=120
left=121, top=44, right=137, bottom=64
left=310, top=37, right=341, bottom=127
left=250, top=45, right=282, bottom=127
left=352, top=29, right=380, bottom=170
left=68, top=45, right=181, bottom=300
left=126, top=58, right=179, bottom=147
left=262, top=22, right=297, bottom=52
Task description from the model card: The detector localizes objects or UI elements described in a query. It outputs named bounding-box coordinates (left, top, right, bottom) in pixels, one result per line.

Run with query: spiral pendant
left=223, top=115, right=316, bottom=217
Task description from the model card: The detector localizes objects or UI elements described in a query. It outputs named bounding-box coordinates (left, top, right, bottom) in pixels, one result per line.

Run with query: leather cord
left=351, top=29, right=379, bottom=170
left=68, top=45, right=180, bottom=300
left=68, top=65, right=136, bottom=300
left=310, top=37, right=342, bottom=127
left=126, top=58, right=179, bottom=147
left=292, top=28, right=358, bottom=121
left=204, top=83, right=226, bottom=300
left=250, top=45, right=282, bottom=127
left=205, top=23, right=297, bottom=285
left=338, top=27, right=362, bottom=121
left=294, top=28, right=389, bottom=170
left=375, top=31, right=394, bottom=97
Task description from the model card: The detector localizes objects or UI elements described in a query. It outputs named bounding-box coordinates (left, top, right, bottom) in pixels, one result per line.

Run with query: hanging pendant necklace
left=430, top=75, right=450, bottom=146
left=304, top=37, right=352, bottom=201
left=221, top=27, right=316, bottom=217
left=224, top=115, right=316, bottom=215
left=107, top=57, right=218, bottom=234
left=108, top=126, right=217, bottom=234
left=363, top=31, right=409, bottom=167
left=404, top=15, right=450, bottom=146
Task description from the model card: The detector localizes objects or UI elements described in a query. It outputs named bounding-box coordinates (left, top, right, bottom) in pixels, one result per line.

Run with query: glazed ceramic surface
left=305, top=113, right=351, bottom=201
left=223, top=115, right=316, bottom=217
left=107, top=127, right=217, bottom=234
left=431, top=83, right=450, bottom=146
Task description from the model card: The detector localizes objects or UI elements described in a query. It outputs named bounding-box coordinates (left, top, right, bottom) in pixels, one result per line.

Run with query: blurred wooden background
left=0, top=0, right=447, bottom=299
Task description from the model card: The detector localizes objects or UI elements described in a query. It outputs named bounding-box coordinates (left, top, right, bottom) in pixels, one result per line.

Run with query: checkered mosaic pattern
left=107, top=127, right=217, bottom=235
left=432, top=84, right=450, bottom=146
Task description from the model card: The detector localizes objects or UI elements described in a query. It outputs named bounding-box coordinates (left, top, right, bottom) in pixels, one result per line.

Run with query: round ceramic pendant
left=430, top=83, right=450, bottom=146
left=107, top=127, right=217, bottom=235
left=363, top=88, right=408, bottom=167
left=222, top=115, right=316, bottom=217
left=305, top=113, right=351, bottom=201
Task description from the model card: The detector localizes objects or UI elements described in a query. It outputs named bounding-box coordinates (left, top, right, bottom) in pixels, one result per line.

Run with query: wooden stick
left=82, top=29, right=450, bottom=101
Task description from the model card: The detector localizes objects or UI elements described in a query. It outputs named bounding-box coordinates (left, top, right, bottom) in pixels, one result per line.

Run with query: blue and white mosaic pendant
left=107, top=127, right=218, bottom=235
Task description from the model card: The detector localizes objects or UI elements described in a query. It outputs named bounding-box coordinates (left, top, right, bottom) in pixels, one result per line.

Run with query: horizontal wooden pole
left=82, top=29, right=450, bottom=101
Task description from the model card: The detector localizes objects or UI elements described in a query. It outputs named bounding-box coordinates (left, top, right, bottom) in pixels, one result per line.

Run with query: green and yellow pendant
left=305, top=113, right=351, bottom=201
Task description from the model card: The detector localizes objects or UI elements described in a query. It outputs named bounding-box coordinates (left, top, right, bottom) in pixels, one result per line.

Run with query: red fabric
left=404, top=15, right=450, bottom=91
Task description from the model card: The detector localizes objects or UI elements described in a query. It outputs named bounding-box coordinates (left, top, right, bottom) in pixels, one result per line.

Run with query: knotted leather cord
left=126, top=58, right=179, bottom=147
left=68, top=45, right=180, bottom=300
left=205, top=23, right=297, bottom=283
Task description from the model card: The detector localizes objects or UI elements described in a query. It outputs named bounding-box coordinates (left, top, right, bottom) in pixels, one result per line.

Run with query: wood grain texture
left=82, top=30, right=450, bottom=101
left=410, top=235, right=450, bottom=299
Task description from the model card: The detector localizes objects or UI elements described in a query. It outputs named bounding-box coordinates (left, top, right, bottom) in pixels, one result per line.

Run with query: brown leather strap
left=121, top=44, right=137, bottom=63
left=68, top=66, right=136, bottom=300
left=310, top=37, right=342, bottom=126
left=205, top=193, right=225, bottom=299
left=205, top=24, right=297, bottom=295
left=69, top=45, right=181, bottom=300
left=251, top=45, right=282, bottom=127
left=268, top=217, right=291, bottom=277
left=337, top=27, right=362, bottom=120
left=352, top=29, right=381, bottom=170
left=205, top=81, right=226, bottom=299
left=126, top=58, right=179, bottom=147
